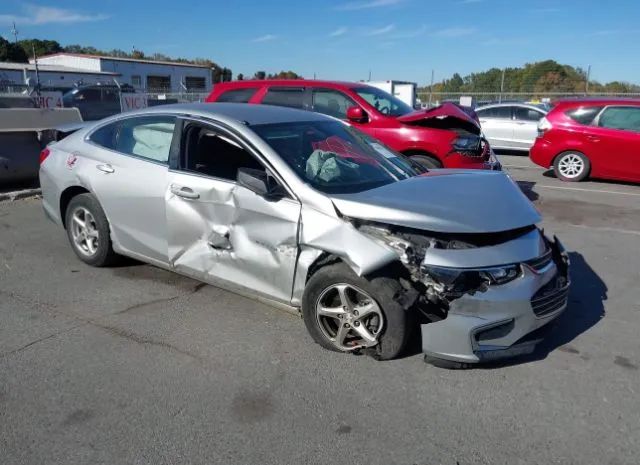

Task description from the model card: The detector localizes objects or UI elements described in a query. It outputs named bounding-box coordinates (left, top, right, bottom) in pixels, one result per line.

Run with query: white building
left=30, top=53, right=213, bottom=92
left=0, top=61, right=119, bottom=90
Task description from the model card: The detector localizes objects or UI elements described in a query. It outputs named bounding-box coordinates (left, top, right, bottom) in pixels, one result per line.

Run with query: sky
left=1, top=0, right=639, bottom=85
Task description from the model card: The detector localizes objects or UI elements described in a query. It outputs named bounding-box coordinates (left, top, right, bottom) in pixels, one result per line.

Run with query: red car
left=530, top=98, right=640, bottom=183
left=206, top=80, right=499, bottom=170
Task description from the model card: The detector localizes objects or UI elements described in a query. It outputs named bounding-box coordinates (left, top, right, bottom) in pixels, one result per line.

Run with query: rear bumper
left=529, top=138, right=554, bottom=168
left=421, top=237, right=570, bottom=364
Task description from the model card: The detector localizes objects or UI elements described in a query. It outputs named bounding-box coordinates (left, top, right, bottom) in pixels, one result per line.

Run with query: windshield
left=352, top=86, right=414, bottom=117
left=251, top=120, right=420, bottom=194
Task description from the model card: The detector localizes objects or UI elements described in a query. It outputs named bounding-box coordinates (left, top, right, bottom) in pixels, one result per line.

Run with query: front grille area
left=525, top=249, right=553, bottom=273
left=531, top=274, right=570, bottom=317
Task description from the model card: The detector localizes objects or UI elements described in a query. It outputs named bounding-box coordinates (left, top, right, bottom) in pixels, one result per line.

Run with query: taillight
left=452, top=134, right=483, bottom=158
left=537, top=117, right=552, bottom=138
left=39, top=148, right=51, bottom=164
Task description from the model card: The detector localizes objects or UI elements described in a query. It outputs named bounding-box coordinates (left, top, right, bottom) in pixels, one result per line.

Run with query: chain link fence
left=417, top=91, right=640, bottom=108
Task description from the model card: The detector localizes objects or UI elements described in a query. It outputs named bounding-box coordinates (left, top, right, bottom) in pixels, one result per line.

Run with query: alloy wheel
left=70, top=207, right=100, bottom=257
left=315, top=283, right=384, bottom=351
left=557, top=153, right=585, bottom=179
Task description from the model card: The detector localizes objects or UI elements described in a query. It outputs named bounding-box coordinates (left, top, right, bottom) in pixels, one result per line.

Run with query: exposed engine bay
left=352, top=218, right=547, bottom=320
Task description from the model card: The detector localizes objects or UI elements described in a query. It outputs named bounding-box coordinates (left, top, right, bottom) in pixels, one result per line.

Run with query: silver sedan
left=476, top=103, right=548, bottom=151
left=40, top=103, right=569, bottom=365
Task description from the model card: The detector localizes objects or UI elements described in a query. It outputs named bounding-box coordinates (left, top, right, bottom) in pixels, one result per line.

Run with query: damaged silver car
left=40, top=103, right=570, bottom=365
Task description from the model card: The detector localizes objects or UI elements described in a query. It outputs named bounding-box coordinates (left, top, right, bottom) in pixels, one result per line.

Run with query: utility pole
left=499, top=68, right=505, bottom=103
left=368, top=70, right=372, bottom=81
left=32, top=43, right=41, bottom=96
left=585, top=65, right=591, bottom=95
left=11, top=22, right=19, bottom=43
left=428, top=69, right=435, bottom=107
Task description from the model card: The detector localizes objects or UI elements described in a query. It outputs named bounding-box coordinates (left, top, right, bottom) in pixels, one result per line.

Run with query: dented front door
left=165, top=172, right=301, bottom=303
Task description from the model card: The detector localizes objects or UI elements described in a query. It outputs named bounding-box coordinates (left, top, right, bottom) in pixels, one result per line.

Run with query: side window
left=262, top=87, right=305, bottom=109
left=89, top=123, right=118, bottom=149
left=514, top=107, right=544, bottom=122
left=216, top=88, right=258, bottom=103
left=480, top=106, right=512, bottom=119
left=565, top=106, right=603, bottom=125
left=115, top=116, right=176, bottom=163
left=598, top=107, right=640, bottom=132
left=77, top=88, right=100, bottom=102
left=182, top=123, right=264, bottom=181
left=101, top=88, right=119, bottom=103
left=312, top=89, right=355, bottom=119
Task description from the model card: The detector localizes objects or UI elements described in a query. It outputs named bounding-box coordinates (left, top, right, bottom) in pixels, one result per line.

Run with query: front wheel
left=409, top=154, right=442, bottom=169
left=301, top=263, right=410, bottom=360
left=553, top=151, right=590, bottom=182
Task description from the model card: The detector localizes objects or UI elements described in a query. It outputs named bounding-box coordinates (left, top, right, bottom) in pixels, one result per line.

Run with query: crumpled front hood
left=396, top=103, right=480, bottom=134
left=330, top=170, right=541, bottom=233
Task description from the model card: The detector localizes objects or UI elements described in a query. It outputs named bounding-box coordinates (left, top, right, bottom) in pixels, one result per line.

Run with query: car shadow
left=542, top=169, right=640, bottom=188
left=494, top=149, right=530, bottom=157
left=516, top=180, right=540, bottom=201
left=479, top=251, right=607, bottom=369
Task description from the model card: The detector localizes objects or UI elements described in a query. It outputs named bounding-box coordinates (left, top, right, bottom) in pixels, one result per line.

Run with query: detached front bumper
left=421, top=237, right=570, bottom=364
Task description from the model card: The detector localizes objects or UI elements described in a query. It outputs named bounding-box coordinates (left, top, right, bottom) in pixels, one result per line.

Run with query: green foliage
left=17, top=38, right=62, bottom=58
left=0, top=36, right=28, bottom=62
left=427, top=60, right=640, bottom=94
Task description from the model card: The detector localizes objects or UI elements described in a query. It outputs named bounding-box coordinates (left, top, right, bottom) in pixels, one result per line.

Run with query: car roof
left=125, top=102, right=332, bottom=125
left=553, top=97, right=640, bottom=107
left=213, top=79, right=370, bottom=89
left=476, top=102, right=546, bottom=111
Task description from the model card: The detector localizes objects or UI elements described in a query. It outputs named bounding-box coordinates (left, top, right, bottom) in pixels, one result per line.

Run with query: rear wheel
left=409, top=154, right=442, bottom=169
left=553, top=151, right=590, bottom=182
left=301, top=263, right=410, bottom=360
left=65, top=193, right=119, bottom=267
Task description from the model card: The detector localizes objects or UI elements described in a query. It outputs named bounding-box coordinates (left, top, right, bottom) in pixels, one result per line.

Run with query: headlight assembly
left=422, top=263, right=522, bottom=288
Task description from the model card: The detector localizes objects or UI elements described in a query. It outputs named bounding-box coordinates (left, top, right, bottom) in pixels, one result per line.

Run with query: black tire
left=553, top=151, right=590, bottom=182
left=409, top=154, right=442, bottom=169
left=301, top=262, right=410, bottom=361
left=65, top=193, right=119, bottom=267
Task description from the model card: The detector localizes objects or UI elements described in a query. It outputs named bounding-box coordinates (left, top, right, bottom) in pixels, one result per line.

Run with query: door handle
left=515, top=122, right=527, bottom=125
left=587, top=136, right=600, bottom=142
left=96, top=164, right=115, bottom=173
left=170, top=185, right=200, bottom=200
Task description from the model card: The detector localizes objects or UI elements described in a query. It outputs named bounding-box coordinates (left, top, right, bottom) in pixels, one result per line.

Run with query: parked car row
left=476, top=98, right=640, bottom=184
left=40, top=91, right=570, bottom=367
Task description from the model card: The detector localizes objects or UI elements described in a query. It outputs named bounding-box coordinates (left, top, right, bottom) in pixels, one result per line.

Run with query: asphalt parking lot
left=1, top=154, right=639, bottom=465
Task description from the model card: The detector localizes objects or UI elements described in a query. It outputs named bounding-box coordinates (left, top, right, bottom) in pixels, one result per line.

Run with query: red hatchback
left=206, top=80, right=499, bottom=170
left=530, top=99, right=640, bottom=183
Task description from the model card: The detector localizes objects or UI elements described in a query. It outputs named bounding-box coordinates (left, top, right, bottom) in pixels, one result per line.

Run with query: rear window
left=216, top=88, right=258, bottom=103
left=564, top=106, right=603, bottom=125
left=262, top=87, right=305, bottom=109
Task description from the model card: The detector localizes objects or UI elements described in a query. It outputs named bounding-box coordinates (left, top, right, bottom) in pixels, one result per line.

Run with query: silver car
left=476, top=103, right=548, bottom=151
left=40, top=103, right=570, bottom=366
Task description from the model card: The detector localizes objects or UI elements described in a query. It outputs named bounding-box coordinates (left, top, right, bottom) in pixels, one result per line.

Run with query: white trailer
left=366, top=80, right=417, bottom=107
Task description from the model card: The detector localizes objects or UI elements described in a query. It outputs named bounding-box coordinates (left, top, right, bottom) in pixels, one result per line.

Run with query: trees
left=0, top=36, right=28, bottom=62
left=17, top=39, right=62, bottom=58
left=425, top=60, right=635, bottom=95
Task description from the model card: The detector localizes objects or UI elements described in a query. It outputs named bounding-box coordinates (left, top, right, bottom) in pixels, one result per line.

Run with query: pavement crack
left=90, top=322, right=201, bottom=360
left=0, top=322, right=90, bottom=359
left=115, top=282, right=208, bottom=315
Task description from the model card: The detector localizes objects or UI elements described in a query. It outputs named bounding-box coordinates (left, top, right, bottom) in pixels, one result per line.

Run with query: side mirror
left=237, top=168, right=285, bottom=199
left=346, top=106, right=368, bottom=123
